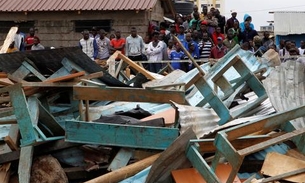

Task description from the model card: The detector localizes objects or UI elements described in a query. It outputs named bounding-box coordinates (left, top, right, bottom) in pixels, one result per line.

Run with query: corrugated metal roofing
left=0, top=0, right=158, bottom=12
left=274, top=11, right=305, bottom=35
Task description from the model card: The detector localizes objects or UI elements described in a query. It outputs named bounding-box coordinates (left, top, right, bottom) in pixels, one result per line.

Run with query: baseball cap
left=230, top=9, right=237, bottom=14
left=201, top=21, right=208, bottom=25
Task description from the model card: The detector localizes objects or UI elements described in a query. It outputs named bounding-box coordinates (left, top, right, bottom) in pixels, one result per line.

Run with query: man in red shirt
left=212, top=26, right=225, bottom=45
left=110, top=30, right=126, bottom=61
left=24, top=27, right=40, bottom=51
left=210, top=37, right=228, bottom=61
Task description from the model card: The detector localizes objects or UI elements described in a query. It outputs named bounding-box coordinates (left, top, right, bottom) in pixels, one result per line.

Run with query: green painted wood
left=12, top=64, right=30, bottom=79
left=22, top=61, right=46, bottom=81
left=107, top=148, right=134, bottom=171
left=18, top=146, right=34, bottom=183
left=9, top=84, right=37, bottom=145
left=65, top=120, right=179, bottom=150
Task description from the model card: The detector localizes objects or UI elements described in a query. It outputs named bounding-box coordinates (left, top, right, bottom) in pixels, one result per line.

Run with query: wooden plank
left=73, top=85, right=185, bottom=104
left=118, top=53, right=157, bottom=80
left=65, top=120, right=179, bottom=150
left=172, top=164, right=241, bottom=183
left=107, top=148, right=134, bottom=171
left=145, top=128, right=196, bottom=183
left=21, top=82, right=77, bottom=87
left=22, top=61, right=46, bottom=81
left=261, top=168, right=305, bottom=183
left=9, top=84, right=37, bottom=145
left=0, top=116, right=17, bottom=124
left=4, top=136, right=18, bottom=151
left=18, top=146, right=34, bottom=183
left=0, top=150, right=20, bottom=164
left=286, top=149, right=305, bottom=161
left=43, top=71, right=85, bottom=83
left=85, top=153, right=161, bottom=183
left=140, top=107, right=176, bottom=126
left=75, top=71, right=104, bottom=81
left=11, top=65, right=31, bottom=80
left=0, top=163, right=11, bottom=183
left=0, top=26, right=18, bottom=54
left=261, top=152, right=305, bottom=182
left=0, top=78, right=14, bottom=86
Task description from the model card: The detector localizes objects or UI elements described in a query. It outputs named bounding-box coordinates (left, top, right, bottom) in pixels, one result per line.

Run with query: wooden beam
left=73, top=85, right=185, bottom=104
left=65, top=120, right=179, bottom=150
left=18, top=146, right=34, bottom=183
left=108, top=148, right=134, bottom=171
left=0, top=27, right=18, bottom=54
left=261, top=168, right=305, bottom=183
left=4, top=136, right=19, bottom=151
left=118, top=53, right=157, bottom=80
left=85, top=153, right=161, bottom=183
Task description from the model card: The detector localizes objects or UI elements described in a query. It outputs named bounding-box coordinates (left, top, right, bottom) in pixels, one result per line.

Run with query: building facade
left=196, top=0, right=225, bottom=14
left=0, top=0, right=175, bottom=48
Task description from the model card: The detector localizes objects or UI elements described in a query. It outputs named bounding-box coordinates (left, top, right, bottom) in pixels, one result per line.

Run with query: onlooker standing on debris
left=25, top=27, right=40, bottom=51
left=225, top=10, right=239, bottom=33
left=146, top=31, right=164, bottom=73
left=125, top=27, right=145, bottom=61
left=79, top=30, right=98, bottom=60
left=210, top=37, right=228, bottom=60
left=110, top=30, right=126, bottom=61
left=96, top=29, right=111, bottom=60
left=31, top=37, right=45, bottom=50
left=299, top=41, right=305, bottom=55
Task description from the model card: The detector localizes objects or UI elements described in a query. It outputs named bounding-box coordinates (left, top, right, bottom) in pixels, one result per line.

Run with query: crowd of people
left=9, top=5, right=305, bottom=72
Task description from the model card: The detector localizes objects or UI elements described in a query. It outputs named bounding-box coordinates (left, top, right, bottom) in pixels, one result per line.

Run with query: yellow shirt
left=6, top=47, right=18, bottom=53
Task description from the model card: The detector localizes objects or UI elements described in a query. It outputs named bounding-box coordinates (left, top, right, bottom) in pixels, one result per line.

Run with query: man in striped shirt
left=198, top=32, right=213, bottom=62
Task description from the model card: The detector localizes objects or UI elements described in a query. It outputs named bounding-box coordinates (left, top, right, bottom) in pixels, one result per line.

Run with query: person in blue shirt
left=177, top=25, right=186, bottom=43
left=183, top=32, right=200, bottom=58
left=185, top=42, right=199, bottom=71
left=170, top=44, right=187, bottom=71
left=239, top=14, right=255, bottom=32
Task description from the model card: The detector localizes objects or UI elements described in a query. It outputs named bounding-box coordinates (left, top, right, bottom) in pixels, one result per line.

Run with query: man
left=110, top=30, right=126, bottom=58
left=170, top=44, right=186, bottom=71
left=189, top=12, right=201, bottom=31
left=177, top=25, right=186, bottom=43
left=198, top=21, right=211, bottom=40
left=200, top=5, right=208, bottom=20
left=183, top=15, right=192, bottom=31
left=96, top=29, right=111, bottom=60
left=239, top=21, right=258, bottom=44
left=31, top=37, right=45, bottom=50
left=279, top=40, right=291, bottom=62
left=283, top=48, right=299, bottom=63
left=125, top=27, right=145, bottom=61
left=146, top=31, right=164, bottom=73
left=79, top=30, right=98, bottom=60
left=226, top=10, right=239, bottom=33
left=25, top=27, right=40, bottom=51
left=183, top=32, right=200, bottom=59
left=210, top=37, right=228, bottom=60
left=212, top=27, right=225, bottom=45
left=165, top=24, right=176, bottom=45
left=14, top=25, right=25, bottom=51
left=198, top=32, right=213, bottom=60
left=240, top=14, right=255, bottom=32
left=204, top=12, right=218, bottom=35
left=260, top=31, right=274, bottom=53
left=215, top=9, right=226, bottom=34
left=223, top=30, right=237, bottom=51
left=90, top=27, right=100, bottom=40
left=192, top=30, right=200, bottom=44
left=299, top=41, right=305, bottom=55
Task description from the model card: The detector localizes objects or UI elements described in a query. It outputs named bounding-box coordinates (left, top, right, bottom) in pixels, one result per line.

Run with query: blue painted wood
left=186, top=143, right=220, bottom=183
left=65, top=120, right=179, bottom=150
left=22, top=61, right=46, bottom=81
left=9, top=84, right=37, bottom=145
left=108, top=148, right=134, bottom=171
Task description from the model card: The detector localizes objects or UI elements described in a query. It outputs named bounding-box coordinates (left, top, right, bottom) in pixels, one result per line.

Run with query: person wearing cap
left=212, top=26, right=225, bottom=45
left=165, top=24, right=177, bottom=45
left=177, top=25, right=186, bottom=43
left=198, top=21, right=211, bottom=41
left=210, top=36, right=228, bottom=60
left=146, top=31, right=164, bottom=73
left=226, top=10, right=239, bottom=34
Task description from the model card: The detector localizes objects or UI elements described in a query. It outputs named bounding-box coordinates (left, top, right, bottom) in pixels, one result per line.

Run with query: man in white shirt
left=125, top=27, right=145, bottom=61
left=299, top=40, right=305, bottom=55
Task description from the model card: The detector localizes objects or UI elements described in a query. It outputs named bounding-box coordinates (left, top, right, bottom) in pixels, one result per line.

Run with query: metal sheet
left=0, top=0, right=158, bottom=11
left=263, top=61, right=305, bottom=129
left=274, top=11, right=305, bottom=35
left=0, top=47, right=127, bottom=87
